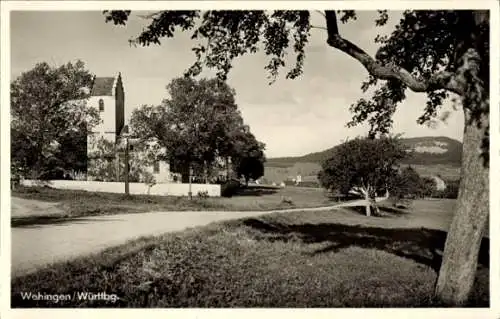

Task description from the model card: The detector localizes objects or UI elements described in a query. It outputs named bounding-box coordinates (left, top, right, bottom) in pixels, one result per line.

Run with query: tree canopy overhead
left=104, top=9, right=488, bottom=140
left=103, top=9, right=490, bottom=306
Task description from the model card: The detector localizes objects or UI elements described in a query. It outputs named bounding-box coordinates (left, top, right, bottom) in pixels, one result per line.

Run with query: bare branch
left=324, top=11, right=465, bottom=96
left=137, top=11, right=163, bottom=20
left=310, top=25, right=328, bottom=31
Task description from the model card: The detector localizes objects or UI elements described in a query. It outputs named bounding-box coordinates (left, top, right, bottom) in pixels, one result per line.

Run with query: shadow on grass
left=243, top=218, right=490, bottom=273
left=346, top=205, right=410, bottom=217
left=11, top=216, right=124, bottom=228
left=234, top=186, right=279, bottom=197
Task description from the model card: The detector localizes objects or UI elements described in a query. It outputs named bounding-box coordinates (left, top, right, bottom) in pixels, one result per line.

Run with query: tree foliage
left=87, top=134, right=159, bottom=183
left=129, top=77, right=264, bottom=182
left=319, top=136, right=407, bottom=199
left=11, top=60, right=98, bottom=179
left=389, top=165, right=426, bottom=203
left=231, top=131, right=266, bottom=184
left=87, top=135, right=118, bottom=182
left=104, top=10, right=487, bottom=141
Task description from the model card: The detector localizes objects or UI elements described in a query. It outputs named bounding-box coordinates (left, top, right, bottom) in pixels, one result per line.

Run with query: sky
left=10, top=10, right=464, bottom=158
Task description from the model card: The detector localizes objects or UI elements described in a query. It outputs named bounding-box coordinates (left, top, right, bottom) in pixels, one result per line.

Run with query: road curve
left=11, top=197, right=380, bottom=277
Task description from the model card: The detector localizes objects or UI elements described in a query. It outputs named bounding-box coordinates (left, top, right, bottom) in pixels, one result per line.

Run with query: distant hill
left=267, top=136, right=462, bottom=167
left=263, top=136, right=463, bottom=184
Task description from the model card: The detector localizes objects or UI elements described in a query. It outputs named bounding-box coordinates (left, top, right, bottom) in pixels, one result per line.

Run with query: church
left=86, top=73, right=176, bottom=183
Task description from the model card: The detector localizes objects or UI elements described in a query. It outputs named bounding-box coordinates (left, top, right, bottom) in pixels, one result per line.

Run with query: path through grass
left=12, top=185, right=338, bottom=226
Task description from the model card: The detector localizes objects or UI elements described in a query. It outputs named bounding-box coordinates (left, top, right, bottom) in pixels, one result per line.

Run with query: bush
left=420, top=177, right=437, bottom=198
left=283, top=180, right=296, bottom=186
left=281, top=196, right=294, bottom=205
left=197, top=191, right=209, bottom=199
left=221, top=179, right=241, bottom=197
left=297, top=181, right=320, bottom=188
left=433, top=179, right=460, bottom=199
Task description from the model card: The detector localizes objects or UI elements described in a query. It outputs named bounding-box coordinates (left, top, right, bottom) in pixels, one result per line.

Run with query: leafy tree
left=396, top=166, right=424, bottom=197
left=441, top=178, right=461, bottom=199
left=237, top=157, right=264, bottom=185
left=87, top=134, right=160, bottom=183
left=232, top=131, right=266, bottom=185
left=87, top=135, right=118, bottom=182
left=388, top=165, right=425, bottom=207
left=11, top=60, right=98, bottom=179
left=104, top=9, right=490, bottom=306
left=130, top=77, right=243, bottom=182
left=421, top=176, right=438, bottom=198
left=55, top=122, right=89, bottom=176
left=319, top=136, right=407, bottom=216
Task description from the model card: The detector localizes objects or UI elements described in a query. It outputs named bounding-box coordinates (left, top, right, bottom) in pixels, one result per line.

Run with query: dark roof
left=90, top=77, right=115, bottom=96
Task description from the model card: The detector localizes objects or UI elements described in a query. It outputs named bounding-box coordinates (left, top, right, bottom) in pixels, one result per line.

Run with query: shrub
left=281, top=196, right=294, bottom=205
left=423, top=179, right=460, bottom=199
left=66, top=170, right=87, bottom=181
left=283, top=180, right=296, bottom=186
left=420, top=177, right=437, bottom=198
left=437, top=179, right=460, bottom=199
left=221, top=179, right=241, bottom=197
left=297, top=181, right=320, bottom=188
left=197, top=191, right=209, bottom=199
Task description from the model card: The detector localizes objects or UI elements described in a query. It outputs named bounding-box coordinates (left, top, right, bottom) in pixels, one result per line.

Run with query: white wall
left=140, top=159, right=177, bottom=183
left=88, top=96, right=116, bottom=135
left=21, top=180, right=221, bottom=197
left=153, top=161, right=171, bottom=183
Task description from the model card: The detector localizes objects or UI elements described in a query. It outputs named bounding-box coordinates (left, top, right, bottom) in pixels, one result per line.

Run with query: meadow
left=263, top=162, right=461, bottom=186
left=11, top=198, right=489, bottom=307
left=11, top=185, right=339, bottom=227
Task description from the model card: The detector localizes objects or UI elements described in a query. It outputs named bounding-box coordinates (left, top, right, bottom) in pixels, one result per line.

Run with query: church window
left=98, top=99, right=104, bottom=112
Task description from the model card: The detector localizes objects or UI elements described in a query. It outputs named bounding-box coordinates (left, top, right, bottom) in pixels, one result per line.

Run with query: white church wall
left=21, top=180, right=221, bottom=197
left=88, top=96, right=116, bottom=136
left=152, top=161, right=178, bottom=183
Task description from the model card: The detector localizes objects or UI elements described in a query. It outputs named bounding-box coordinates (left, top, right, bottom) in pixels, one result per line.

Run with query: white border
left=1, top=1, right=499, bottom=318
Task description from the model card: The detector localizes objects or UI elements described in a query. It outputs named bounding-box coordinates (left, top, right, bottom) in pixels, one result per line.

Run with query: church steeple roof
left=90, top=74, right=119, bottom=96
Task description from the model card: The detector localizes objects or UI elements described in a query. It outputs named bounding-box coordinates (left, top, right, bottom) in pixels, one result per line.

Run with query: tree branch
left=324, top=11, right=465, bottom=96
left=310, top=25, right=328, bottom=31
left=137, top=11, right=163, bottom=20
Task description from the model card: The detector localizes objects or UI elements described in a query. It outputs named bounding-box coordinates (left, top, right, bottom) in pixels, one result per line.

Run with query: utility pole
left=124, top=136, right=129, bottom=196
left=115, top=149, right=120, bottom=182
left=188, top=164, right=193, bottom=200
left=120, top=125, right=135, bottom=196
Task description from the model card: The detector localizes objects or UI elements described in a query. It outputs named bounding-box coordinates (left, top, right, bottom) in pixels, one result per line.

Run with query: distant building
left=296, top=175, right=302, bottom=185
left=431, top=175, right=447, bottom=191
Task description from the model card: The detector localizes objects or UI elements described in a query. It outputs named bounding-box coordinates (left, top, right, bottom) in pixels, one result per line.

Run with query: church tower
left=86, top=73, right=125, bottom=181
left=87, top=73, right=124, bottom=142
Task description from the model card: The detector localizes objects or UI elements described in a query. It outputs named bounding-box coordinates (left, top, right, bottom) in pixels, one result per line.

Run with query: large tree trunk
left=363, top=188, right=379, bottom=217
left=370, top=196, right=379, bottom=216
left=434, top=102, right=489, bottom=305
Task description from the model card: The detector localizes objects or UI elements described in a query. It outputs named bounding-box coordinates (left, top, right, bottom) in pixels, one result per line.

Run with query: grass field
left=11, top=185, right=338, bottom=226
left=11, top=199, right=489, bottom=307
left=263, top=162, right=461, bottom=186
